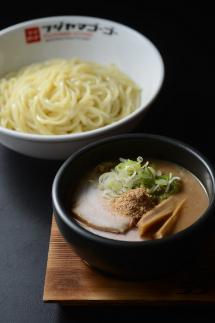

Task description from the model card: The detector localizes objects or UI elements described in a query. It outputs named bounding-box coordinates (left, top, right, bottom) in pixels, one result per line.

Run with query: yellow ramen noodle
left=0, top=58, right=140, bottom=135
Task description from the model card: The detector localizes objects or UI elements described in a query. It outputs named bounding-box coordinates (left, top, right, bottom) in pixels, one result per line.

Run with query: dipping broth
left=71, top=159, right=209, bottom=241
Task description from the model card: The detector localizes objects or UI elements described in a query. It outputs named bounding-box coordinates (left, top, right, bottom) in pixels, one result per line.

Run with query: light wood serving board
left=43, top=217, right=215, bottom=305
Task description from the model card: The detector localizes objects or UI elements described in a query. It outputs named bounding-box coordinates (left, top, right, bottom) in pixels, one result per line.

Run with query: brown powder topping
left=111, top=188, right=157, bottom=219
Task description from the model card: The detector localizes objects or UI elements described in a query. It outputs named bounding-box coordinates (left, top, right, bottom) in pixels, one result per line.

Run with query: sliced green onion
left=97, top=157, right=182, bottom=199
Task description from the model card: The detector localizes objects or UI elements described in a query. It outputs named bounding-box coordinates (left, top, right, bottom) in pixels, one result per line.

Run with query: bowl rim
left=0, top=16, right=164, bottom=142
left=52, top=133, right=215, bottom=247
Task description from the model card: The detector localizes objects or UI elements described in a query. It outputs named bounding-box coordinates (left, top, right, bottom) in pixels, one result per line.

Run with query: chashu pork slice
left=72, top=184, right=134, bottom=233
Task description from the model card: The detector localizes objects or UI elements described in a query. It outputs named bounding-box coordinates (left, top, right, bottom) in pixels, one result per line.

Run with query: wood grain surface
left=43, top=217, right=215, bottom=305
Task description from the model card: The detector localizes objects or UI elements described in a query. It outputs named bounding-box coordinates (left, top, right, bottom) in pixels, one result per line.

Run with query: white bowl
left=0, top=16, right=164, bottom=159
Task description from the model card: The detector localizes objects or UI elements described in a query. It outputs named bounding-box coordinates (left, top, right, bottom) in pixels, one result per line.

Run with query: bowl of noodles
left=0, top=16, right=164, bottom=159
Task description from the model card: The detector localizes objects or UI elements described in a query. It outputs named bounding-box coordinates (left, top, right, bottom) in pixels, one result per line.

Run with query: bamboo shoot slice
left=138, top=207, right=174, bottom=236
left=154, top=198, right=186, bottom=239
left=137, top=196, right=177, bottom=236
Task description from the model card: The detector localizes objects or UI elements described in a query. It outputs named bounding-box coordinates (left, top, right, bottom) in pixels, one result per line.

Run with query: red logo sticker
left=25, top=27, right=41, bottom=43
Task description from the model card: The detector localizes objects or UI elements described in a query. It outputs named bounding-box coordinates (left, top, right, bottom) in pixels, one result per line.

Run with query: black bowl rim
left=52, top=133, right=215, bottom=248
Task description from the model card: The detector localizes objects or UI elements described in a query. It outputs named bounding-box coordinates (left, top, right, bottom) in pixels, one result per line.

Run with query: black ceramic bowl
left=52, top=134, right=215, bottom=278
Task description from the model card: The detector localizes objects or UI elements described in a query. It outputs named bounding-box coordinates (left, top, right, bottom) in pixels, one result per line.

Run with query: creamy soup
left=71, top=159, right=209, bottom=241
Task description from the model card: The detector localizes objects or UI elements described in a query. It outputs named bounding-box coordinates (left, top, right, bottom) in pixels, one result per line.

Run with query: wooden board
left=43, top=217, right=215, bottom=305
